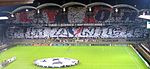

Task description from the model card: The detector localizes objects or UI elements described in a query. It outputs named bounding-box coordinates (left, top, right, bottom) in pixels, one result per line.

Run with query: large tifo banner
left=12, top=6, right=137, bottom=24
left=7, top=26, right=148, bottom=38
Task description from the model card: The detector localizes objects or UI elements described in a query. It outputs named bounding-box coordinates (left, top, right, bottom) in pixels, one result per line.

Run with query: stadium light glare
left=89, top=7, right=92, bottom=12
left=134, top=5, right=136, bottom=7
left=26, top=9, right=29, bottom=12
left=115, top=8, right=118, bottom=12
left=37, top=9, right=40, bottom=13
left=63, top=8, right=66, bottom=12
left=11, top=14, right=14, bottom=17
left=0, top=16, right=8, bottom=20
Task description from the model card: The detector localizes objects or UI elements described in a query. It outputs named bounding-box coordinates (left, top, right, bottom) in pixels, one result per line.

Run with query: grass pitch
left=0, top=46, right=149, bottom=69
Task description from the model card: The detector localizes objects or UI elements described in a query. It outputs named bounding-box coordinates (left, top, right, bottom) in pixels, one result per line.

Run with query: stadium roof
left=33, top=0, right=150, bottom=9
left=0, top=0, right=34, bottom=6
left=0, top=0, right=150, bottom=17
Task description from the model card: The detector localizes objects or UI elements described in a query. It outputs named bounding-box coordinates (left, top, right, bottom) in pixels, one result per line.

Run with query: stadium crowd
left=6, top=26, right=148, bottom=39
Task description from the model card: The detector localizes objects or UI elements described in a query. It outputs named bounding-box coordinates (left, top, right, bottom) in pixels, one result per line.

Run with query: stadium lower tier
left=6, top=26, right=148, bottom=38
left=0, top=46, right=149, bottom=69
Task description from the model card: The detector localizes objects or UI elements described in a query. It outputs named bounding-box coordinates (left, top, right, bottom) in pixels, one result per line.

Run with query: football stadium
left=0, top=0, right=150, bottom=69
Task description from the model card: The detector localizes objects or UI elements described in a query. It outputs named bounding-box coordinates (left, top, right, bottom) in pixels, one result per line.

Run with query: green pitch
left=0, top=46, right=149, bottom=69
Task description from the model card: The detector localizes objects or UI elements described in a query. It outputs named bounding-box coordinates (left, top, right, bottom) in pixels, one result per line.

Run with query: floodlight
left=26, top=9, right=29, bottom=12
left=89, top=7, right=92, bottom=12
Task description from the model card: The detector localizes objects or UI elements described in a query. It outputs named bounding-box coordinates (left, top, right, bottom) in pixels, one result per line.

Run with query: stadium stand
left=0, top=2, right=149, bottom=69
left=133, top=43, right=150, bottom=64
left=6, top=26, right=148, bottom=39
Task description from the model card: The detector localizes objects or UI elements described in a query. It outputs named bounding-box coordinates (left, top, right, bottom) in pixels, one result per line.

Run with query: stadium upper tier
left=3, top=2, right=149, bottom=25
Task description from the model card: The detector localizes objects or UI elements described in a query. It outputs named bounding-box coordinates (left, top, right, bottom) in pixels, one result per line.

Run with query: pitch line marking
left=124, top=46, right=141, bottom=69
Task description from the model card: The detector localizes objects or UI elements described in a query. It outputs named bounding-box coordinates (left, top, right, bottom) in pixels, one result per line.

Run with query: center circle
left=34, top=57, right=79, bottom=68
